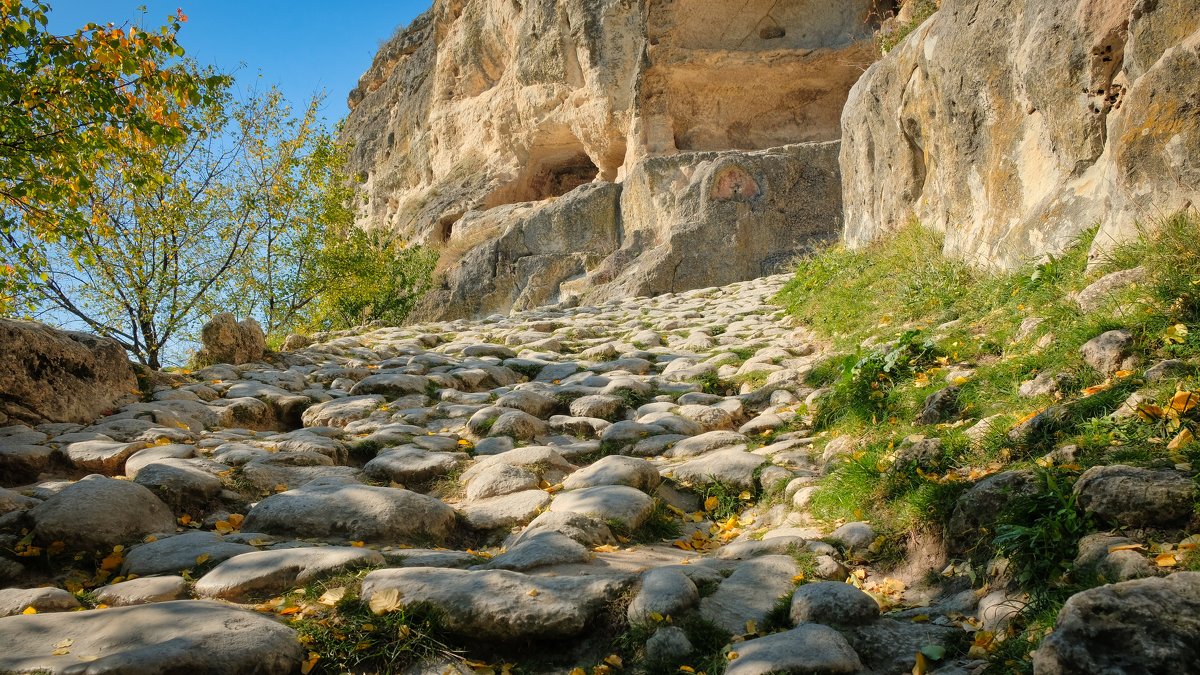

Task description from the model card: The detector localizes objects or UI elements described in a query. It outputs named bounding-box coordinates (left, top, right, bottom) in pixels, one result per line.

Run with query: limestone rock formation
left=840, top=0, right=1200, bottom=269
left=0, top=318, right=138, bottom=425
left=344, top=0, right=885, bottom=318
left=195, top=313, right=266, bottom=366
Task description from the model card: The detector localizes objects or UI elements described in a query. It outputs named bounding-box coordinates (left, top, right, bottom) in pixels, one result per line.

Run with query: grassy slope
left=776, top=214, right=1200, bottom=671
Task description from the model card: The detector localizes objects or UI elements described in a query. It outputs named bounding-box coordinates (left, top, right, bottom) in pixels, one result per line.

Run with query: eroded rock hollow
left=341, top=0, right=889, bottom=319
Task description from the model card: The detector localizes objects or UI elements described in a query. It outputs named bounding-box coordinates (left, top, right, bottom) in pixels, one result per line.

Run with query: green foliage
left=877, top=0, right=938, bottom=54
left=7, top=72, right=348, bottom=367
left=992, top=470, right=1092, bottom=606
left=697, top=480, right=754, bottom=521
left=304, top=227, right=436, bottom=332
left=291, top=569, right=451, bottom=674
left=818, top=329, right=940, bottom=428
left=0, top=1, right=224, bottom=309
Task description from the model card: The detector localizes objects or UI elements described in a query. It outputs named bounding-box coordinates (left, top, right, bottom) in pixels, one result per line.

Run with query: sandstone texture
left=344, top=0, right=885, bottom=318
left=195, top=313, right=267, bottom=366
left=841, top=0, right=1200, bottom=268
left=0, top=318, right=138, bottom=424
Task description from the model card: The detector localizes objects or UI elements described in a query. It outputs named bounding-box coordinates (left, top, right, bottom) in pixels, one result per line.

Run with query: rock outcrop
left=841, top=0, right=1200, bottom=268
left=195, top=313, right=266, bottom=366
left=0, top=318, right=138, bottom=425
left=344, top=0, right=885, bottom=318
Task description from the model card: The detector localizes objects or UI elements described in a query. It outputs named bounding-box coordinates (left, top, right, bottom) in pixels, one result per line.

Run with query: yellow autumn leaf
left=368, top=588, right=404, bottom=615
left=194, top=553, right=210, bottom=565
left=360, top=623, right=375, bottom=631
left=214, top=520, right=233, bottom=534
left=678, top=668, right=695, bottom=674
left=350, top=541, right=365, bottom=548
left=604, top=654, right=623, bottom=667
left=744, top=620, right=757, bottom=634
left=1168, top=428, right=1194, bottom=451
left=527, top=589, right=539, bottom=597
left=1163, top=323, right=1189, bottom=345
left=22, top=606, right=36, bottom=615
left=703, top=496, right=719, bottom=512
left=1168, top=391, right=1199, bottom=416
left=1138, top=404, right=1166, bottom=422
left=300, top=652, right=320, bottom=675
left=1156, top=552, right=1178, bottom=567
left=593, top=544, right=620, bottom=553
left=569, top=669, right=587, bottom=675
left=650, top=612, right=665, bottom=622
left=318, top=587, right=346, bottom=606
left=1107, top=543, right=1145, bottom=553
left=726, top=651, right=739, bottom=661
left=738, top=491, right=752, bottom=501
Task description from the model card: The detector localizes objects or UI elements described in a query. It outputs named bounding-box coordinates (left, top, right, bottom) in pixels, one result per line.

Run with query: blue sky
left=47, top=1, right=433, bottom=124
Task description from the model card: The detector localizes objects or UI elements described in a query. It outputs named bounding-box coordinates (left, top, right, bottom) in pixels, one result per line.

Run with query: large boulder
left=194, top=547, right=384, bottom=600
left=0, top=600, right=302, bottom=674
left=1073, top=464, right=1196, bottom=527
left=841, top=0, right=1200, bottom=268
left=1033, top=572, right=1200, bottom=673
left=241, top=476, right=455, bottom=544
left=194, top=313, right=266, bottom=366
left=359, top=567, right=628, bottom=641
left=26, top=475, right=175, bottom=552
left=0, top=319, right=138, bottom=425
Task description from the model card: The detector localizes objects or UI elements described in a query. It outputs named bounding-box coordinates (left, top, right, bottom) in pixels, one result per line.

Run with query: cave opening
left=484, top=131, right=601, bottom=208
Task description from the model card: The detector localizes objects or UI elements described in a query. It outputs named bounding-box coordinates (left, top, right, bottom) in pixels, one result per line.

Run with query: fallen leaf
left=368, top=588, right=404, bottom=615
left=726, top=651, right=739, bottom=661
left=194, top=553, right=210, bottom=565
left=1163, top=324, right=1189, bottom=345
left=1156, top=552, right=1178, bottom=567
left=300, top=652, right=320, bottom=675
left=703, top=496, right=719, bottom=512
left=1167, top=428, right=1193, bottom=451
left=919, top=644, right=945, bottom=660
left=594, top=544, right=620, bottom=553
left=604, top=654, right=623, bottom=667
left=318, top=587, right=346, bottom=606
left=1169, top=390, right=1199, bottom=416
left=1107, top=543, right=1145, bottom=553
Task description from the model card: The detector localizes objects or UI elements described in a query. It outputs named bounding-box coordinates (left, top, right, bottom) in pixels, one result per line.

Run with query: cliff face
left=342, top=0, right=885, bottom=318
left=840, top=0, right=1200, bottom=268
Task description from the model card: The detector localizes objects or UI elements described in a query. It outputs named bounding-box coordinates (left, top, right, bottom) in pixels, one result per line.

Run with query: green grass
left=290, top=568, right=454, bottom=674
left=775, top=213, right=1200, bottom=670
left=877, top=0, right=938, bottom=54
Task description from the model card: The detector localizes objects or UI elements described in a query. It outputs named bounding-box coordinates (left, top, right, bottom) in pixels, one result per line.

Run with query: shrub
left=304, top=228, right=437, bottom=331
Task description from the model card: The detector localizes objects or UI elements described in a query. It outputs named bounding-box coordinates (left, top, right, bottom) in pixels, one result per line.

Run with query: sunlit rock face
left=342, top=0, right=885, bottom=319
left=840, top=0, right=1200, bottom=269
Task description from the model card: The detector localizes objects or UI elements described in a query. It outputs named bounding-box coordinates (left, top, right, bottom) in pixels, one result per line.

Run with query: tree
left=8, top=77, right=350, bottom=369
left=0, top=1, right=222, bottom=309
left=304, top=227, right=437, bottom=332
